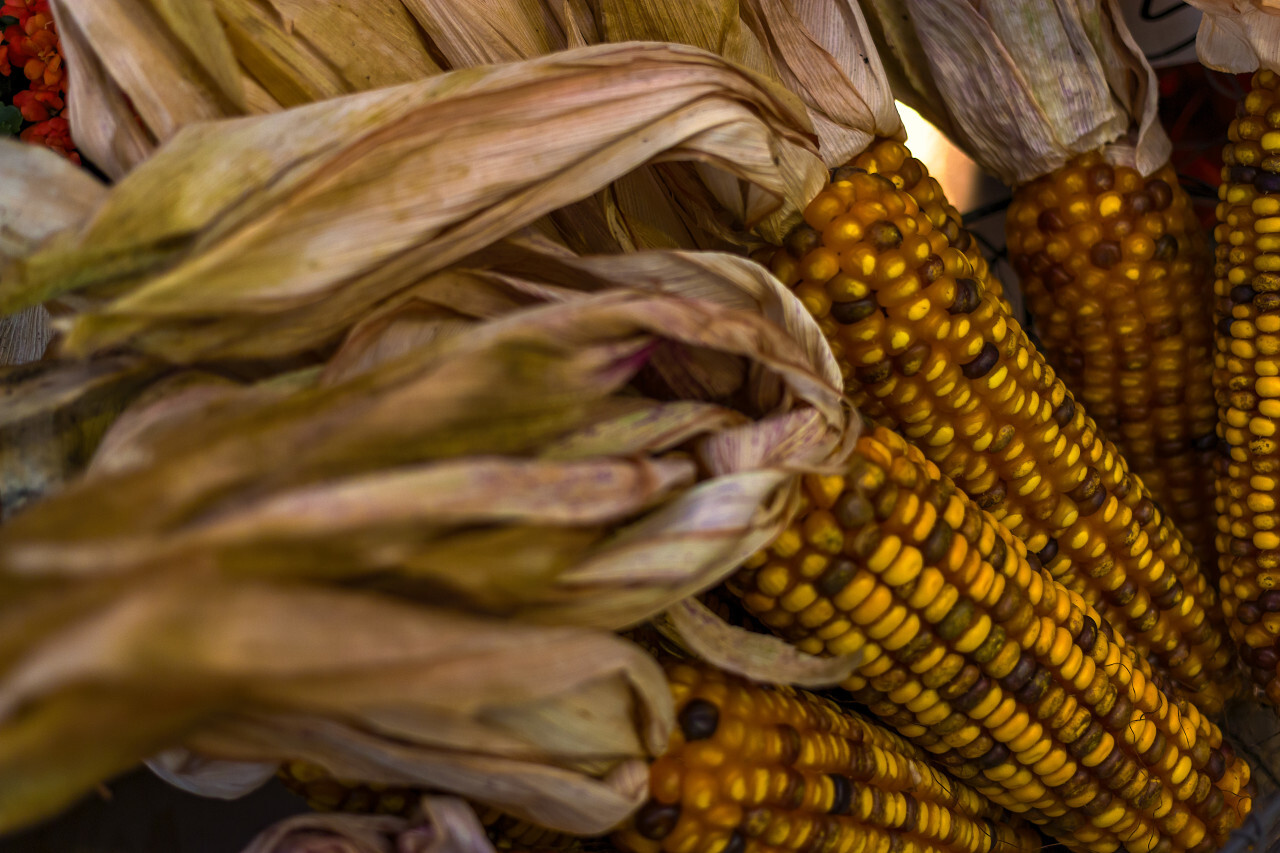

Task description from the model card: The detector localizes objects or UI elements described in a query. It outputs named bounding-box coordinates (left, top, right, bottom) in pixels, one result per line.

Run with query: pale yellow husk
left=859, top=0, right=1171, bottom=184
left=1186, top=1, right=1280, bottom=72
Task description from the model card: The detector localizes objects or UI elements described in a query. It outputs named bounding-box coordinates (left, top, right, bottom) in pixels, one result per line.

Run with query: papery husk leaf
left=1187, top=1, right=1280, bottom=72
left=0, top=142, right=105, bottom=363
left=48, top=0, right=245, bottom=178
left=657, top=597, right=868, bottom=687
left=190, top=716, right=653, bottom=836
left=240, top=810, right=408, bottom=853
left=0, top=356, right=159, bottom=519
left=400, top=0, right=592, bottom=67
left=0, top=140, right=107, bottom=264
left=0, top=292, right=840, bottom=579
left=239, top=801, right=502, bottom=853
left=4, top=44, right=820, bottom=362
left=862, top=0, right=1171, bottom=185
left=145, top=747, right=277, bottom=799
left=0, top=578, right=669, bottom=835
left=213, top=0, right=442, bottom=107
left=738, top=0, right=904, bottom=166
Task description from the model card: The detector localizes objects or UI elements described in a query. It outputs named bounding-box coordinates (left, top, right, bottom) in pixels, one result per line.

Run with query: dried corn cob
left=281, top=663, right=1044, bottom=853
left=849, top=138, right=1011, bottom=316
left=730, top=425, right=1251, bottom=853
left=1214, top=69, right=1280, bottom=705
left=768, top=164, right=1233, bottom=710
left=615, top=659, right=1042, bottom=853
left=1007, top=154, right=1218, bottom=566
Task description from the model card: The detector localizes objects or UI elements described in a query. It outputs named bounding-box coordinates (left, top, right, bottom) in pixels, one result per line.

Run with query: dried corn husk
left=0, top=140, right=105, bottom=364
left=49, top=0, right=445, bottom=177
left=0, top=142, right=142, bottom=513
left=0, top=575, right=670, bottom=835
left=238, top=799, right=498, bottom=853
left=859, top=0, right=1170, bottom=184
left=1, top=43, right=821, bottom=363
left=0, top=286, right=845, bottom=631
left=1187, top=1, right=1280, bottom=72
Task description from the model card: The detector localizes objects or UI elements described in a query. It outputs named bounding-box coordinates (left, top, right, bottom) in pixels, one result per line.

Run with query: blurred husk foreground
left=0, top=2, right=1274, bottom=853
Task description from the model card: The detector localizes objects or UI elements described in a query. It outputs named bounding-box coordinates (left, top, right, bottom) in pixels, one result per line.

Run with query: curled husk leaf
left=238, top=798, right=499, bottom=853
left=656, top=597, right=868, bottom=687
left=0, top=288, right=845, bottom=631
left=2, top=43, right=821, bottom=362
left=0, top=577, right=670, bottom=835
left=1187, top=1, right=1280, bottom=72
left=861, top=0, right=1171, bottom=184
left=145, top=748, right=277, bottom=799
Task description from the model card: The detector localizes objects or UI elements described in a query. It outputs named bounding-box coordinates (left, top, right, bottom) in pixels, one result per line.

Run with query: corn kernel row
left=1215, top=69, right=1280, bottom=705
left=731, top=426, right=1251, bottom=853
left=616, top=659, right=1042, bottom=853
left=768, top=162, right=1232, bottom=710
left=1007, top=152, right=1218, bottom=566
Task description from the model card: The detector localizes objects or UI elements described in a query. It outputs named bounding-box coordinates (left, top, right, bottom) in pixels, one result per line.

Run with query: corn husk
left=238, top=799, right=499, bottom=853
left=0, top=140, right=105, bottom=365
left=0, top=284, right=845, bottom=630
left=0, top=43, right=821, bottom=363
left=1187, top=1, right=1280, bottom=72
left=859, top=0, right=1171, bottom=184
left=49, top=0, right=447, bottom=177
left=0, top=575, right=670, bottom=835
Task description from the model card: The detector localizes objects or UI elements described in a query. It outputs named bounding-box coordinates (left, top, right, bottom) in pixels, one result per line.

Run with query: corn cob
left=769, top=162, right=1232, bottom=710
left=848, top=138, right=1011, bottom=316
left=1006, top=152, right=1218, bottom=566
left=1215, top=69, right=1280, bottom=706
left=730, top=426, right=1251, bottom=853
left=615, top=659, right=1042, bottom=853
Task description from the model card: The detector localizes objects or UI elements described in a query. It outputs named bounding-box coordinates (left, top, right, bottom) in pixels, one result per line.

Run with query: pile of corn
left=1, top=2, right=1279, bottom=853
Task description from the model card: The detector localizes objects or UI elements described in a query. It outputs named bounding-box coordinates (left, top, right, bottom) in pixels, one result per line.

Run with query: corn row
left=1007, top=152, right=1218, bottom=566
left=730, top=426, right=1251, bottom=853
left=769, top=163, right=1232, bottom=709
left=847, top=138, right=1012, bottom=317
left=615, top=659, right=1042, bottom=853
left=1215, top=69, right=1280, bottom=705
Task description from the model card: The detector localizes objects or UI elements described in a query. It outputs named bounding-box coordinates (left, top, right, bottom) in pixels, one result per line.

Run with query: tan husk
left=656, top=597, right=869, bottom=687
left=1, top=43, right=822, bottom=363
left=145, top=748, right=277, bottom=800
left=238, top=798, right=499, bottom=853
left=0, top=290, right=845, bottom=632
left=48, top=0, right=447, bottom=177
left=0, top=140, right=106, bottom=365
left=1187, top=1, right=1280, bottom=72
left=48, top=0, right=247, bottom=178
left=0, top=576, right=671, bottom=835
left=860, top=0, right=1171, bottom=184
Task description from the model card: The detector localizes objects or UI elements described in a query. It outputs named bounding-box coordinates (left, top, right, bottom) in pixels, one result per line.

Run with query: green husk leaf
left=5, top=44, right=819, bottom=362
left=1187, top=1, right=1280, bottom=72
left=0, top=578, right=670, bottom=835
left=860, top=0, right=1170, bottom=184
